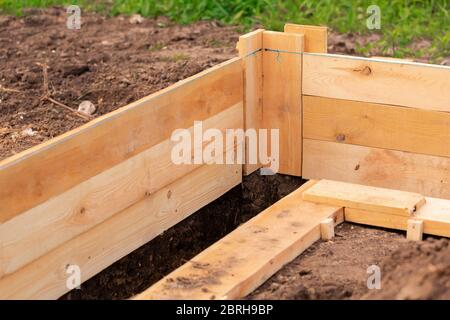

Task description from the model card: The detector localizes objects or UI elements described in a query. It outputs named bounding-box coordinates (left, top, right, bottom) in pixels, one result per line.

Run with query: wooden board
left=262, top=31, right=303, bottom=176
left=302, top=179, right=426, bottom=216
left=303, top=53, right=450, bottom=112
left=345, top=197, right=450, bottom=238
left=0, top=58, right=243, bottom=223
left=135, top=180, right=343, bottom=300
left=0, top=104, right=243, bottom=278
left=284, top=24, right=327, bottom=53
left=303, top=96, right=450, bottom=158
left=0, top=163, right=242, bottom=299
left=303, top=139, right=450, bottom=199
left=237, top=29, right=264, bottom=175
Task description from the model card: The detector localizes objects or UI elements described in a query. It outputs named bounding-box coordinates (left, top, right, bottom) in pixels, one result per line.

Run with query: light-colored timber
left=0, top=162, right=241, bottom=299
left=303, top=96, right=450, bottom=158
left=345, top=196, right=450, bottom=238
left=0, top=58, right=243, bottom=223
left=302, top=139, right=450, bottom=199
left=302, top=179, right=426, bottom=216
left=407, top=220, right=424, bottom=241
left=303, top=53, right=450, bottom=112
left=0, top=104, right=243, bottom=278
left=320, top=218, right=335, bottom=241
left=262, top=31, right=303, bottom=176
left=135, top=180, right=344, bottom=300
left=237, top=29, right=264, bottom=175
left=284, top=24, right=327, bottom=53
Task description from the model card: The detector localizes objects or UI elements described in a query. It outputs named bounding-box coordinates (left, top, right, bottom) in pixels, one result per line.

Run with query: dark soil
left=0, top=8, right=238, bottom=160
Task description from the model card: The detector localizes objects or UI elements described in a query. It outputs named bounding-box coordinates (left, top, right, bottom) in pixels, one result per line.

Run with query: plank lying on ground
left=0, top=163, right=241, bottom=299
left=303, top=53, right=450, bottom=112
left=345, top=197, right=450, bottom=238
left=284, top=24, right=327, bottom=53
left=0, top=58, right=243, bottom=223
left=237, top=29, right=264, bottom=175
left=302, top=139, right=450, bottom=199
left=135, top=180, right=344, bottom=300
left=0, top=104, right=243, bottom=278
left=302, top=180, right=426, bottom=216
left=262, top=31, right=303, bottom=176
left=303, top=96, right=450, bottom=158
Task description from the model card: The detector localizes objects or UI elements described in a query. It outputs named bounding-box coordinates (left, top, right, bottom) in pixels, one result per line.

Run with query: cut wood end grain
left=320, top=218, right=335, bottom=241
left=407, top=219, right=424, bottom=241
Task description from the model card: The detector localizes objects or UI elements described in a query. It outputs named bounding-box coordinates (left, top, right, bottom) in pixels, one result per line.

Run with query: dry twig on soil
left=36, top=62, right=93, bottom=121
left=0, top=85, right=21, bottom=93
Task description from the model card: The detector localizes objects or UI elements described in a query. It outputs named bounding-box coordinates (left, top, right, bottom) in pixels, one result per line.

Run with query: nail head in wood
left=320, top=218, right=335, bottom=241
left=407, top=219, right=423, bottom=241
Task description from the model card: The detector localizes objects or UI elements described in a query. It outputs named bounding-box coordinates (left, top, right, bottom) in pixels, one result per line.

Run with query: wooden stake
left=320, top=218, right=335, bottom=241
left=407, top=219, right=424, bottom=241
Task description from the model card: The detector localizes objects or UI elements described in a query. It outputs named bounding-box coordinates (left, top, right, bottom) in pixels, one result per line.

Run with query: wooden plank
left=303, top=139, right=450, bottom=199
left=0, top=58, right=243, bottom=223
left=0, top=104, right=243, bottom=278
left=284, top=24, right=327, bottom=53
left=344, top=197, right=450, bottom=238
left=302, top=179, right=426, bottom=216
left=303, top=96, right=450, bottom=158
left=262, top=31, right=303, bottom=176
left=0, top=163, right=242, bottom=299
left=135, top=180, right=343, bottom=300
left=237, top=29, right=264, bottom=175
left=303, top=53, right=450, bottom=112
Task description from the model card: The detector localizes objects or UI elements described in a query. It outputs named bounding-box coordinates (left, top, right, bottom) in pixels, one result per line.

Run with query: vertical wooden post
left=237, top=29, right=264, bottom=175
left=283, top=24, right=327, bottom=177
left=284, top=24, right=328, bottom=53
left=407, top=219, right=424, bottom=241
left=320, top=218, right=335, bottom=241
left=262, top=31, right=304, bottom=176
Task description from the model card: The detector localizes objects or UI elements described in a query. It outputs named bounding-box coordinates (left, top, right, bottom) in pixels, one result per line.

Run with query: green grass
left=0, top=0, right=449, bottom=62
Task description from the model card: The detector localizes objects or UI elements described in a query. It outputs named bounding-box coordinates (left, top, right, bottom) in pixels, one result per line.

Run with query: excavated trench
left=61, top=173, right=304, bottom=299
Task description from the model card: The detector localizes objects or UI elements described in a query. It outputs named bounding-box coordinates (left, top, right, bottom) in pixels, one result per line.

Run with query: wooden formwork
left=0, top=23, right=449, bottom=299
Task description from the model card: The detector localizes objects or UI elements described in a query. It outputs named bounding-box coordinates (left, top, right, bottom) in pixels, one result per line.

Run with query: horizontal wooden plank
left=284, top=24, right=327, bottom=53
left=0, top=103, right=243, bottom=278
left=303, top=53, right=450, bottom=112
left=0, top=58, right=243, bottom=223
left=0, top=162, right=242, bottom=299
left=303, top=96, right=450, bottom=158
left=135, top=180, right=344, bottom=300
left=345, top=197, right=450, bottom=238
left=303, top=139, right=450, bottom=199
left=262, top=31, right=303, bottom=176
left=302, top=179, right=426, bottom=216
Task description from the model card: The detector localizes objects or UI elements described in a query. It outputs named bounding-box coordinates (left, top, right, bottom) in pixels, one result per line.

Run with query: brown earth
left=249, top=225, right=450, bottom=300
left=2, top=8, right=450, bottom=300
left=0, top=8, right=238, bottom=160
